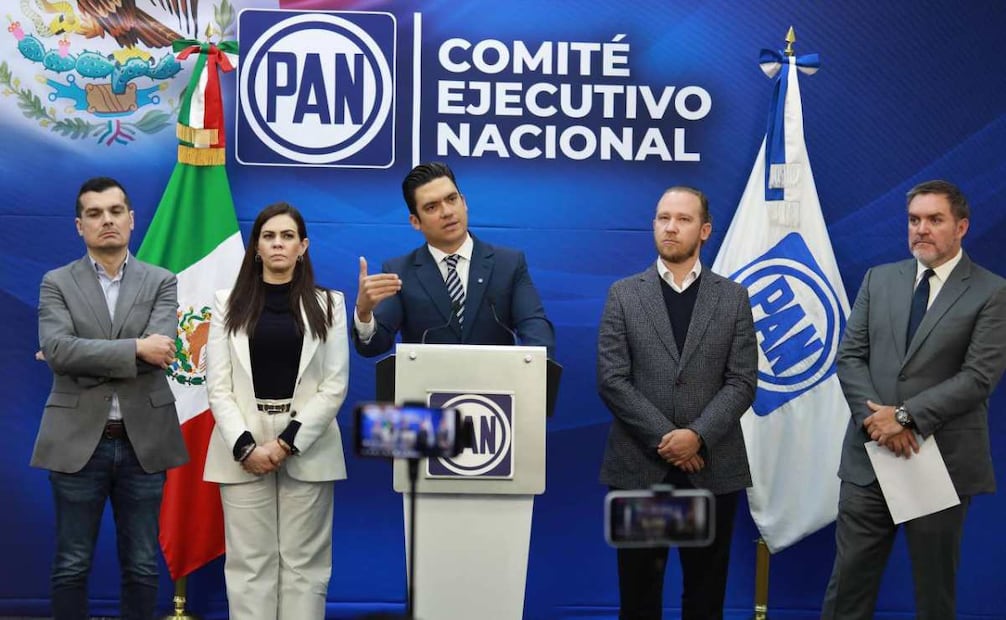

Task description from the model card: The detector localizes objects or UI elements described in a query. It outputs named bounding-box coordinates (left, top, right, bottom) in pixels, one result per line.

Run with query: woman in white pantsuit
left=204, top=202, right=349, bottom=620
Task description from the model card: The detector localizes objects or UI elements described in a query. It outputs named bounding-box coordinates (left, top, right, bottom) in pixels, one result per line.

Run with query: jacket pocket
left=149, top=389, right=176, bottom=407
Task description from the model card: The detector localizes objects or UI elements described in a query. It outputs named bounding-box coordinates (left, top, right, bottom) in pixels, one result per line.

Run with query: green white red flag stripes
left=137, top=38, right=241, bottom=580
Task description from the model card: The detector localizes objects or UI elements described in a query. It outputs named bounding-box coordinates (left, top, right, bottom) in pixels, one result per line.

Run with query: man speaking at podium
left=352, top=162, right=554, bottom=356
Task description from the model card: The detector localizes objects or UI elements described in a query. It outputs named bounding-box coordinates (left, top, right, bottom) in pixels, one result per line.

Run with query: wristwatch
left=894, top=405, right=915, bottom=429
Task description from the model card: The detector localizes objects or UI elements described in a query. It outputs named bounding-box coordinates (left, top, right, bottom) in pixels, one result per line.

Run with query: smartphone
left=354, top=402, right=463, bottom=459
left=604, top=488, right=715, bottom=547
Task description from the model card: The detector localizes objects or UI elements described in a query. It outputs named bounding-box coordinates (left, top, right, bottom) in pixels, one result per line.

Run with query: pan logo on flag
left=730, top=233, right=846, bottom=416
left=237, top=10, right=396, bottom=167
left=427, top=392, right=513, bottom=479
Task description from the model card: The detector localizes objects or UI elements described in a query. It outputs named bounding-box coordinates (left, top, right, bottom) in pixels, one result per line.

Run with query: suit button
left=675, top=379, right=685, bottom=386
left=898, top=374, right=906, bottom=381
left=291, top=410, right=298, bottom=418
left=105, top=396, right=112, bottom=401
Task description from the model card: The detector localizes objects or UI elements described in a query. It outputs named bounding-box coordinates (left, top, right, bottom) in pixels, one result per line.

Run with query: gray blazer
left=32, top=254, right=188, bottom=474
left=598, top=265, right=758, bottom=495
left=836, top=253, right=1006, bottom=496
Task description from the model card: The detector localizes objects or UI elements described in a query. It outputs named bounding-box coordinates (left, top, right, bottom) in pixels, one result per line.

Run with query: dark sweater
left=659, top=274, right=701, bottom=355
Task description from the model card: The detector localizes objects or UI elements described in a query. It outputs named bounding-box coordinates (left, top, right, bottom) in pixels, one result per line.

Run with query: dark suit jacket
left=836, top=253, right=1006, bottom=496
left=352, top=236, right=554, bottom=357
left=32, top=254, right=188, bottom=474
left=597, top=265, right=758, bottom=495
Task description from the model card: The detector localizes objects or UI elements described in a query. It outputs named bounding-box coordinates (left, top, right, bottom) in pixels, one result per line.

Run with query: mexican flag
left=137, top=40, right=242, bottom=580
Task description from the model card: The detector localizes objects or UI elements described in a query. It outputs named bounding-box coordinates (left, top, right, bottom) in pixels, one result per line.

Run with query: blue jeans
left=49, top=436, right=166, bottom=620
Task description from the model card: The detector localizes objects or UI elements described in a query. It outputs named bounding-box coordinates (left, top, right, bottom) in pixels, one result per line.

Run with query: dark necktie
left=906, top=268, right=935, bottom=350
left=444, top=254, right=465, bottom=326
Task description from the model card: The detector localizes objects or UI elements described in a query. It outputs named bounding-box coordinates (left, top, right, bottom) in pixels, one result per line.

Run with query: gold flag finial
left=205, top=22, right=221, bottom=42
left=784, top=26, right=796, bottom=56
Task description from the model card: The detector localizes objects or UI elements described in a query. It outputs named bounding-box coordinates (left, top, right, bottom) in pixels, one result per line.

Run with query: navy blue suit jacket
left=353, top=236, right=554, bottom=358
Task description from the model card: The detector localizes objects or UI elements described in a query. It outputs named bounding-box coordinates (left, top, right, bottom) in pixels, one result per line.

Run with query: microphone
left=422, top=301, right=461, bottom=344
left=488, top=296, right=519, bottom=346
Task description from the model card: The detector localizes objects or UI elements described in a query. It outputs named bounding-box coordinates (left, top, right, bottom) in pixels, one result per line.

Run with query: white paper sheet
left=865, top=435, right=960, bottom=524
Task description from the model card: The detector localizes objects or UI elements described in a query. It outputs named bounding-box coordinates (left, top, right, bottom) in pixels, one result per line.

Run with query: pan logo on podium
left=236, top=10, right=396, bottom=167
left=427, top=392, right=513, bottom=479
left=729, top=233, right=846, bottom=416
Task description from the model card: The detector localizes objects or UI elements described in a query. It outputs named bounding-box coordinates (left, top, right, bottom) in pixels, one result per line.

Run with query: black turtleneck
left=250, top=282, right=304, bottom=398
left=232, top=282, right=304, bottom=460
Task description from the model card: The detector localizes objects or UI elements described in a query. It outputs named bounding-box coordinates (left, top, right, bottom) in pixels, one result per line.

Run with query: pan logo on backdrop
left=237, top=10, right=396, bottom=167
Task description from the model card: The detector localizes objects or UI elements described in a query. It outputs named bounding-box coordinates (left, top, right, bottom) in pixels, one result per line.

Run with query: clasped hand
left=241, top=441, right=290, bottom=476
left=657, top=428, right=704, bottom=473
left=863, top=400, right=919, bottom=459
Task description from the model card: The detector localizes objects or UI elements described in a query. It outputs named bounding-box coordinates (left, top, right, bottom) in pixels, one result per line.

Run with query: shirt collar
left=916, top=248, right=962, bottom=284
left=89, top=253, right=128, bottom=279
left=656, top=257, right=702, bottom=286
left=428, top=233, right=474, bottom=264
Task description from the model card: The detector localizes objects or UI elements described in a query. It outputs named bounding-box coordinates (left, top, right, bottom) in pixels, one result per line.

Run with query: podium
left=380, top=343, right=555, bottom=620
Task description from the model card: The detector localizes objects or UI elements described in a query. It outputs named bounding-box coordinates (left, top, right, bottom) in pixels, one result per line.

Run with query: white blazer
left=203, top=288, right=349, bottom=484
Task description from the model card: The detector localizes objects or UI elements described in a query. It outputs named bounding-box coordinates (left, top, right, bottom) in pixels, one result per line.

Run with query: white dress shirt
left=656, top=257, right=702, bottom=293
left=915, top=248, right=963, bottom=310
left=91, top=254, right=127, bottom=421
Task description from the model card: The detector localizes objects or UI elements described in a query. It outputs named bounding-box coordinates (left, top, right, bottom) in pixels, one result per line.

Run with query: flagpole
left=161, top=577, right=201, bottom=620
left=753, top=538, right=771, bottom=619
left=748, top=26, right=797, bottom=620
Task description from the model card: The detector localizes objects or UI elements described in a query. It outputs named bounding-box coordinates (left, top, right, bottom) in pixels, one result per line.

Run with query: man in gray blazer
left=822, top=180, right=1006, bottom=619
left=598, top=186, right=757, bottom=619
left=32, top=177, right=188, bottom=620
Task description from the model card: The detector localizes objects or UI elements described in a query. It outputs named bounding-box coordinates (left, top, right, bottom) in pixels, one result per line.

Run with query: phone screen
left=355, top=402, right=461, bottom=459
left=605, top=490, right=715, bottom=547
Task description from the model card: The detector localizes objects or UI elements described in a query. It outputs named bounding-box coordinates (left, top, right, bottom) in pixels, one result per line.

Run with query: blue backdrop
left=2, top=0, right=1004, bottom=618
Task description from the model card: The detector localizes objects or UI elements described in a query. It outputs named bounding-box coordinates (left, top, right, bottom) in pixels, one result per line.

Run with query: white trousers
left=219, top=468, right=334, bottom=620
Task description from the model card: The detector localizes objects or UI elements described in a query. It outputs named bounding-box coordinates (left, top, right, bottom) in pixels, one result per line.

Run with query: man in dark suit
left=32, top=177, right=187, bottom=620
left=598, top=186, right=757, bottom=619
left=353, top=161, right=554, bottom=356
left=822, top=180, right=1006, bottom=619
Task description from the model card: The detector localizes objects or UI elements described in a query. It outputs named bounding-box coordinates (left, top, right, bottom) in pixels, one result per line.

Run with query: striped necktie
left=444, top=254, right=465, bottom=326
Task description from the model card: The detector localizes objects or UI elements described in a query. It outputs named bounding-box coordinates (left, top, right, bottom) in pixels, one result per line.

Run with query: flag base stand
left=160, top=577, right=202, bottom=620
left=752, top=537, right=770, bottom=620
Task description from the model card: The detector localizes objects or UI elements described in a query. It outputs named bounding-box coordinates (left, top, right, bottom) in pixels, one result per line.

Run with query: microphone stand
left=489, top=298, right=519, bottom=345
left=420, top=302, right=461, bottom=344
left=407, top=301, right=460, bottom=616
left=406, top=457, right=420, bottom=619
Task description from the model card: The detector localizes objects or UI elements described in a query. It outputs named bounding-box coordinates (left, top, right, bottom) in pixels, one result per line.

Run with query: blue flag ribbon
left=760, top=49, right=821, bottom=201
